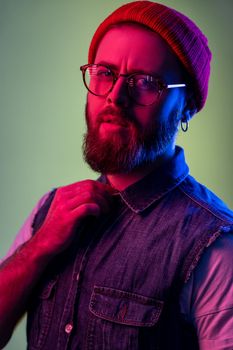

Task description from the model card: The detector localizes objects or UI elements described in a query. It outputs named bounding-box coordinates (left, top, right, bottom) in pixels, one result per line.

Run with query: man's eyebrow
left=95, top=61, right=162, bottom=77
left=96, top=61, right=119, bottom=70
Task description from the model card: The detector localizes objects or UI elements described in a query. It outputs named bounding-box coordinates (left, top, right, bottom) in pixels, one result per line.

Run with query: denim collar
left=99, top=146, right=189, bottom=214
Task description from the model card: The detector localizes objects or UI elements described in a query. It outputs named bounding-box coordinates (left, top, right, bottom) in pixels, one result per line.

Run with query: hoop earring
left=181, top=119, right=189, bottom=132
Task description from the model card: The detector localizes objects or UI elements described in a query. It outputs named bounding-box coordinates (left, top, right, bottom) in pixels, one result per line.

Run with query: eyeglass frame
left=80, top=63, right=186, bottom=106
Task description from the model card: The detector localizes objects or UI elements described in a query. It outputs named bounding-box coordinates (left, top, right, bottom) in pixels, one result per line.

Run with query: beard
left=82, top=102, right=179, bottom=174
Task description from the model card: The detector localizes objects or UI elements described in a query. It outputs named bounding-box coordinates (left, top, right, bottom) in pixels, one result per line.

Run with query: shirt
left=2, top=146, right=233, bottom=349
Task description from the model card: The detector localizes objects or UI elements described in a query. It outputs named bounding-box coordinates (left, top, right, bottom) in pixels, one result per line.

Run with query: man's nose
left=106, top=76, right=130, bottom=107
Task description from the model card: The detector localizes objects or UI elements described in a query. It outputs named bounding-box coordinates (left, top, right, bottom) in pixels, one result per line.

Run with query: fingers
left=56, top=180, right=114, bottom=211
left=68, top=192, right=111, bottom=213
left=34, top=180, right=115, bottom=256
left=61, top=179, right=114, bottom=197
left=70, top=203, right=101, bottom=220
left=48, top=179, right=115, bottom=222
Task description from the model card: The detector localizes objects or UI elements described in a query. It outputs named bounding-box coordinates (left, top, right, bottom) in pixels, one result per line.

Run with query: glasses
left=80, top=64, right=186, bottom=106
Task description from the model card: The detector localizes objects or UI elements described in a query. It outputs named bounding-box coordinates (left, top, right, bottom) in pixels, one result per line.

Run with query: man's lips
left=100, top=115, right=129, bottom=127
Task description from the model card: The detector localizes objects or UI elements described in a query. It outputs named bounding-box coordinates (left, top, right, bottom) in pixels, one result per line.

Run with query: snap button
left=65, top=323, right=73, bottom=334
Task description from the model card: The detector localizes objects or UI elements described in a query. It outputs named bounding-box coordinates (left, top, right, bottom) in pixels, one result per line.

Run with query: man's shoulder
left=0, top=190, right=53, bottom=263
left=170, top=174, right=233, bottom=285
left=178, top=174, right=233, bottom=224
left=31, top=188, right=57, bottom=235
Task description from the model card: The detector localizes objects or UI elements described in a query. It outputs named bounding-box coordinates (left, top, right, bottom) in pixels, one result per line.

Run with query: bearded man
left=1, top=2, right=233, bottom=349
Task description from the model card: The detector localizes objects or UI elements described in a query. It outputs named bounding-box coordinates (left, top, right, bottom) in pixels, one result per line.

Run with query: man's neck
left=106, top=148, right=175, bottom=191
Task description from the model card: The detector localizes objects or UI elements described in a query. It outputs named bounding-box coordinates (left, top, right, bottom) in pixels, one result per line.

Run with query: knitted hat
left=88, top=1, right=212, bottom=112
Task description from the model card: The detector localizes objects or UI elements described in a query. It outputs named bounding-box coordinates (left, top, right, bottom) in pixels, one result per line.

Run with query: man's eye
left=139, top=79, right=149, bottom=87
left=96, top=69, right=112, bottom=77
left=130, top=75, right=157, bottom=90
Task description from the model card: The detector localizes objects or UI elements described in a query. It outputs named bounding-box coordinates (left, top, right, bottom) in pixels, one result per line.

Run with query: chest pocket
left=87, top=285, right=164, bottom=350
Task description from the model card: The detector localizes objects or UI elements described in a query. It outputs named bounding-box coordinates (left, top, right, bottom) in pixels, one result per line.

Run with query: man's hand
left=0, top=180, right=115, bottom=348
left=35, top=180, right=115, bottom=256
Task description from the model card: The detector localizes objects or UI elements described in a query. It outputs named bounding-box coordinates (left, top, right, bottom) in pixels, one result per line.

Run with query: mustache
left=96, top=106, right=134, bottom=127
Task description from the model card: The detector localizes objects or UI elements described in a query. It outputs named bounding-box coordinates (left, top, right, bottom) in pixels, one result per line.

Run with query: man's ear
left=182, top=93, right=197, bottom=122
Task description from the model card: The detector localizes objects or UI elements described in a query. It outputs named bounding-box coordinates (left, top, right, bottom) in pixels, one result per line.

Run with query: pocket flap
left=39, top=277, right=58, bottom=299
left=89, top=286, right=164, bottom=327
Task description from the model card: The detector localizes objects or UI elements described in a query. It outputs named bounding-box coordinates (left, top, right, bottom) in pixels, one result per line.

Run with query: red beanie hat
left=88, top=1, right=212, bottom=112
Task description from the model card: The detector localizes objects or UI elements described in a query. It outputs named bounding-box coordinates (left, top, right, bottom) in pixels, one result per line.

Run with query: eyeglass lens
left=84, top=65, right=161, bottom=106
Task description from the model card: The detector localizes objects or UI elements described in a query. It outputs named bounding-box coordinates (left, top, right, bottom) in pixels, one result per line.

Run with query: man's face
left=83, top=23, right=187, bottom=174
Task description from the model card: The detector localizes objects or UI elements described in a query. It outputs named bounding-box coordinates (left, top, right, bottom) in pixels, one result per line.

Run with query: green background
left=0, top=0, right=232, bottom=348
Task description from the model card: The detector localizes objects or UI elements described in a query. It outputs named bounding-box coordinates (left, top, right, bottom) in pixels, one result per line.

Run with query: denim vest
left=27, top=147, right=233, bottom=350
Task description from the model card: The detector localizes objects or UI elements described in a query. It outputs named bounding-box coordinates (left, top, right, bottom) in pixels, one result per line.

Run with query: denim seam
left=89, top=310, right=158, bottom=327
left=178, top=183, right=233, bottom=224
left=93, top=286, right=163, bottom=305
left=86, top=317, right=96, bottom=350
left=182, top=227, right=223, bottom=283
